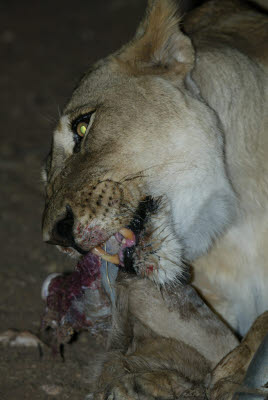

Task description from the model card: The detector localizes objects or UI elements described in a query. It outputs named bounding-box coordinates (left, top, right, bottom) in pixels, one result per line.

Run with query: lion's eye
left=71, top=111, right=95, bottom=146
left=77, top=121, right=88, bottom=137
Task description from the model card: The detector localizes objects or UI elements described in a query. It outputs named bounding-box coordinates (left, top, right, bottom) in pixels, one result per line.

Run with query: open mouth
left=65, top=196, right=159, bottom=274
left=69, top=226, right=138, bottom=279
left=41, top=197, right=159, bottom=345
left=82, top=196, right=158, bottom=271
left=57, top=196, right=158, bottom=277
left=91, top=227, right=136, bottom=266
left=58, top=223, right=138, bottom=273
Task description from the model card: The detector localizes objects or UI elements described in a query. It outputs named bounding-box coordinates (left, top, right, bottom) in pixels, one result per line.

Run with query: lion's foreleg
left=208, top=311, right=268, bottom=400
left=94, top=335, right=210, bottom=400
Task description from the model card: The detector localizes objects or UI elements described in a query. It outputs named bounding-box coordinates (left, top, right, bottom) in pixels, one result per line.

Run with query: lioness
left=41, top=0, right=268, bottom=397
left=42, top=0, right=268, bottom=337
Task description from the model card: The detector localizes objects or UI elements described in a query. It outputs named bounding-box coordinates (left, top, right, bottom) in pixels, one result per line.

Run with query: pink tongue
left=115, top=231, right=136, bottom=266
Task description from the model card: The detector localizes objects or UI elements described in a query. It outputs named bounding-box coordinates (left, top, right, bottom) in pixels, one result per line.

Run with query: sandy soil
left=0, top=1, right=201, bottom=399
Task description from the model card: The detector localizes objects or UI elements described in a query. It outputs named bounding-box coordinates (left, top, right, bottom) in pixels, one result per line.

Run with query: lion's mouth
left=60, top=196, right=157, bottom=272
left=91, top=228, right=136, bottom=266
left=59, top=227, right=137, bottom=274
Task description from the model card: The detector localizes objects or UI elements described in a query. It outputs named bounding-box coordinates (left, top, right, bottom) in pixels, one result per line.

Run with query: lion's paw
left=93, top=381, right=140, bottom=400
left=94, top=372, right=191, bottom=400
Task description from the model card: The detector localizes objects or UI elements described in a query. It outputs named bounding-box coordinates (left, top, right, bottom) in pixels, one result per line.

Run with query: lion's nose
left=46, top=205, right=75, bottom=247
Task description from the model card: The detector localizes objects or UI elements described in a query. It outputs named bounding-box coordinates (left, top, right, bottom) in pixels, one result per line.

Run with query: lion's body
left=42, top=0, right=268, bottom=335
left=42, top=1, right=268, bottom=393
left=183, top=0, right=268, bottom=334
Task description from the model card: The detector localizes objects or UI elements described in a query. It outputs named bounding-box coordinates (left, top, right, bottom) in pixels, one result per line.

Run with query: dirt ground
left=0, top=0, right=205, bottom=398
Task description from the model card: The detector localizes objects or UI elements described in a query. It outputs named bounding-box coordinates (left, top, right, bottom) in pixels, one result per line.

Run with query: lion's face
left=42, top=0, right=236, bottom=284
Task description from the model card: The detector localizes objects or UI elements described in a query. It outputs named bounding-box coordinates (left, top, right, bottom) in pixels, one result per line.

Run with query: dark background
left=0, top=1, right=198, bottom=399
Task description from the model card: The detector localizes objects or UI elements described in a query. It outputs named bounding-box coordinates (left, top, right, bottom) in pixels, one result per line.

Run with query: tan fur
left=42, top=0, right=268, bottom=336
left=91, top=275, right=268, bottom=400
left=92, top=273, right=238, bottom=400
left=183, top=0, right=268, bottom=334
left=41, top=0, right=268, bottom=397
left=117, top=0, right=194, bottom=76
left=42, top=1, right=268, bottom=391
left=208, top=311, right=268, bottom=400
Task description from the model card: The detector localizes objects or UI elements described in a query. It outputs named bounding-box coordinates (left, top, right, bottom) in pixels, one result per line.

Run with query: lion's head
left=42, top=0, right=236, bottom=285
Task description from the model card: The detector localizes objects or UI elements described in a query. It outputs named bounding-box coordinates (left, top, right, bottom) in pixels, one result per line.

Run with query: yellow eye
left=77, top=122, right=88, bottom=137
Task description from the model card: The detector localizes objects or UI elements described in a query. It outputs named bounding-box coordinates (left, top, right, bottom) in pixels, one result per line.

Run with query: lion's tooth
left=119, top=228, right=135, bottom=242
left=92, top=247, right=120, bottom=264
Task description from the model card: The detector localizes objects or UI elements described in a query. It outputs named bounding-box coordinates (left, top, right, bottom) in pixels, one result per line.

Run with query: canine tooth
left=92, top=247, right=120, bottom=264
left=119, top=228, right=135, bottom=242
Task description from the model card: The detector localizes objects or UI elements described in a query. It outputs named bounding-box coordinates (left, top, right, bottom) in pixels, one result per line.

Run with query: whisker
left=119, top=160, right=196, bottom=184
left=38, top=112, right=58, bottom=125
left=57, top=105, right=62, bottom=119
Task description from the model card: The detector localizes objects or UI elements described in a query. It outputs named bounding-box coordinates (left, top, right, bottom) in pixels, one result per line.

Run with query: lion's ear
left=117, top=0, right=194, bottom=77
